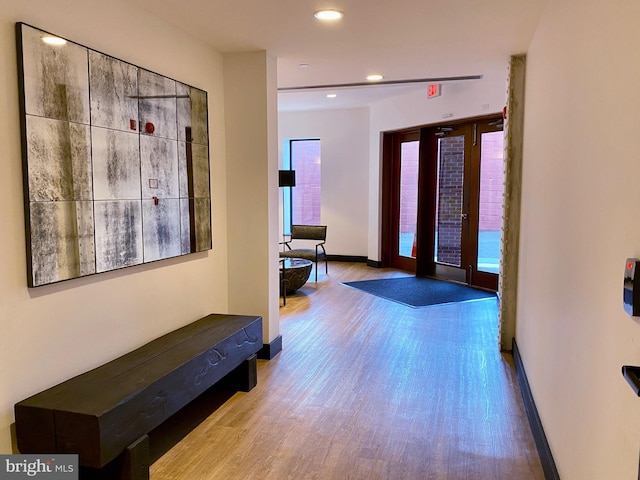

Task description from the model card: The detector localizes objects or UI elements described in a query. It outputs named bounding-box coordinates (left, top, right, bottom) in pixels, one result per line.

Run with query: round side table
left=280, top=257, right=313, bottom=293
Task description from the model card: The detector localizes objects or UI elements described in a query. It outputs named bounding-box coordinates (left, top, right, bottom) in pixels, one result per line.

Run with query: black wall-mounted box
left=624, top=258, right=640, bottom=316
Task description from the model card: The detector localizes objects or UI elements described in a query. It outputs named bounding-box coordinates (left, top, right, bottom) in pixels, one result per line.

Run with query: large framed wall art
left=16, top=23, right=212, bottom=287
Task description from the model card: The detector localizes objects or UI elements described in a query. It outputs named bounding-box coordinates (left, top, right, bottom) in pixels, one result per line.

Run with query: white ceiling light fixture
left=314, top=9, right=344, bottom=20
left=366, top=74, right=384, bottom=82
left=326, top=93, right=337, bottom=98
left=41, top=35, right=67, bottom=46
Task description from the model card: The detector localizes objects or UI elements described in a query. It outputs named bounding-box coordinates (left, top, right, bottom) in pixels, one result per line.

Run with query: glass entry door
left=390, top=132, right=419, bottom=272
left=381, top=115, right=504, bottom=290
left=434, top=128, right=468, bottom=282
left=473, top=124, right=505, bottom=288
left=430, top=118, right=504, bottom=290
left=398, top=140, right=419, bottom=259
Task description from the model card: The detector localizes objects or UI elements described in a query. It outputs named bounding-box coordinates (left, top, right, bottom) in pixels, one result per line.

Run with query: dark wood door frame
left=416, top=126, right=436, bottom=277
left=381, top=113, right=503, bottom=290
left=466, top=119, right=504, bottom=290
left=381, top=130, right=419, bottom=272
left=380, top=132, right=395, bottom=268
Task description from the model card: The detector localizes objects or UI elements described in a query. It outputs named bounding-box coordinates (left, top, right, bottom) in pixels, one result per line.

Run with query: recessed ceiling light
left=299, top=63, right=310, bottom=68
left=326, top=94, right=337, bottom=98
left=314, top=9, right=344, bottom=20
left=41, top=35, right=66, bottom=46
left=366, top=74, right=384, bottom=82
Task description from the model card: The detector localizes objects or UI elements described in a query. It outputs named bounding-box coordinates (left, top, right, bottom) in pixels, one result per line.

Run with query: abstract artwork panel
left=179, top=199, right=191, bottom=254
left=193, top=197, right=212, bottom=252
left=20, top=24, right=90, bottom=124
left=29, top=201, right=95, bottom=286
left=89, top=51, right=138, bottom=132
left=94, top=200, right=143, bottom=273
left=18, top=23, right=211, bottom=286
left=139, top=69, right=177, bottom=140
left=176, top=83, right=191, bottom=143
left=92, top=127, right=141, bottom=200
left=177, top=83, right=208, bottom=145
left=180, top=198, right=211, bottom=254
left=26, top=116, right=92, bottom=202
left=143, top=199, right=182, bottom=262
left=141, top=135, right=179, bottom=199
left=178, top=142, right=210, bottom=199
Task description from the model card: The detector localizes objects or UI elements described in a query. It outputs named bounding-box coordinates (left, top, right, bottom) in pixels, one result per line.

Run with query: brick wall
left=478, top=132, right=504, bottom=231
left=436, top=136, right=464, bottom=265
left=291, top=140, right=321, bottom=225
left=399, top=141, right=419, bottom=234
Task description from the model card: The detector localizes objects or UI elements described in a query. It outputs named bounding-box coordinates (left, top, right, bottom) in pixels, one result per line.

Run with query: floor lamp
left=279, top=170, right=296, bottom=242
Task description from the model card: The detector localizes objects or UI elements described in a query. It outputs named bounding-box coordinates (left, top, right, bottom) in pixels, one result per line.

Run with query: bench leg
left=229, top=353, right=258, bottom=392
left=78, top=435, right=150, bottom=480
left=123, top=434, right=150, bottom=480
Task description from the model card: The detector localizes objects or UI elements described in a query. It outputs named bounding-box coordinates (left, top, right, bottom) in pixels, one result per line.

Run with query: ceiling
left=128, top=0, right=548, bottom=111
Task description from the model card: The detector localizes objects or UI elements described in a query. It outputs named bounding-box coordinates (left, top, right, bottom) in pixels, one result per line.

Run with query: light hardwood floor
left=150, top=262, right=545, bottom=479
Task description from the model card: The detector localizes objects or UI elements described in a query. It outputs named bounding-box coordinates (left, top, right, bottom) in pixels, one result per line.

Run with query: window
left=285, top=139, right=321, bottom=231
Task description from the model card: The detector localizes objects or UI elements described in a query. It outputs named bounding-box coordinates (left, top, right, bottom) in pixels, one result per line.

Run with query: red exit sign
left=427, top=83, right=441, bottom=98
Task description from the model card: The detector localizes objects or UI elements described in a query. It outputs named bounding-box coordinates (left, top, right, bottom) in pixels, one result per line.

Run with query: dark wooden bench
left=14, top=313, right=262, bottom=480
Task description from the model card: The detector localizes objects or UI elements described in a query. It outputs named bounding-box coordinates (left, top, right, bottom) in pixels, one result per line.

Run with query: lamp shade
left=279, top=170, right=296, bottom=187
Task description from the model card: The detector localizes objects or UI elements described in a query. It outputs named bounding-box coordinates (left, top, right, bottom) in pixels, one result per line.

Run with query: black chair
left=279, top=225, right=328, bottom=282
left=279, top=258, right=286, bottom=306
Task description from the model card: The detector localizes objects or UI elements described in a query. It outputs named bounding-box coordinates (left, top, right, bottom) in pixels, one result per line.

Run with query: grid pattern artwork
left=17, top=23, right=212, bottom=287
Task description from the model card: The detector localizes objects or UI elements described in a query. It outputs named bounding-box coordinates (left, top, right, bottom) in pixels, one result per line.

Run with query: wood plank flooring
left=150, top=262, right=544, bottom=480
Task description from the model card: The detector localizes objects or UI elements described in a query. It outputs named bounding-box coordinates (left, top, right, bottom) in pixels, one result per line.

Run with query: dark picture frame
left=16, top=23, right=212, bottom=287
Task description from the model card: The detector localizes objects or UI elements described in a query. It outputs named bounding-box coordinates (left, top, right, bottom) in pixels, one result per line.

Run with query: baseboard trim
left=366, top=259, right=383, bottom=268
left=327, top=255, right=367, bottom=263
left=513, top=339, right=561, bottom=480
left=258, top=335, right=282, bottom=360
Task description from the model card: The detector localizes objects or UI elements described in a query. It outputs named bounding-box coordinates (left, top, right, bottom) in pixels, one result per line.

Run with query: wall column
left=224, top=51, right=281, bottom=356
left=499, top=54, right=526, bottom=351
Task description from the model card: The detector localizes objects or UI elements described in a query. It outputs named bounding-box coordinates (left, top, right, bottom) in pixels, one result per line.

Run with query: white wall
left=518, top=0, right=640, bottom=478
left=278, top=108, right=371, bottom=257
left=0, top=0, right=228, bottom=454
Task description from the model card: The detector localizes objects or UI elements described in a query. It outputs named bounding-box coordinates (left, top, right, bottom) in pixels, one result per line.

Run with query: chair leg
left=280, top=262, right=286, bottom=306
left=282, top=282, right=286, bottom=305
